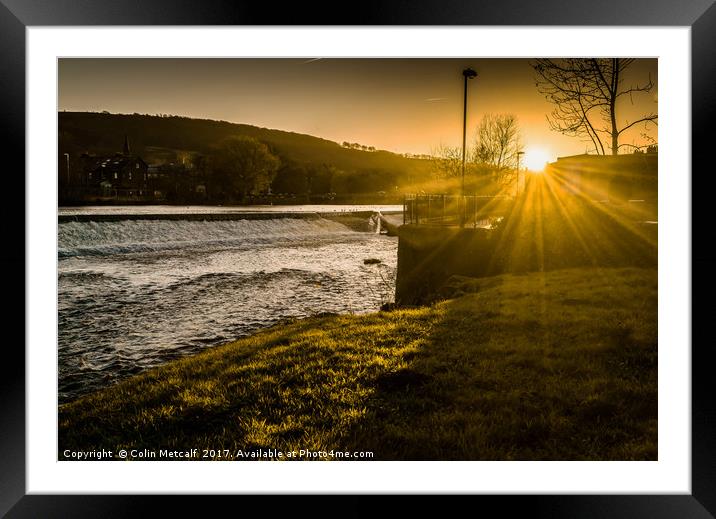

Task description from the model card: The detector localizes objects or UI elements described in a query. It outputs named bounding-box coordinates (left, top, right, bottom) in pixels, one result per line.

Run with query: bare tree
left=532, top=58, right=657, bottom=155
left=472, top=113, right=523, bottom=184
left=430, top=143, right=463, bottom=179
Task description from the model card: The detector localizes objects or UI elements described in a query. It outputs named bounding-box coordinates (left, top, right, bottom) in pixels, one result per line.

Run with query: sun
left=522, top=148, right=551, bottom=172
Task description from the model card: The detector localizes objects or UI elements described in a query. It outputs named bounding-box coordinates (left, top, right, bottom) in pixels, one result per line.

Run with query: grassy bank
left=59, top=267, right=657, bottom=460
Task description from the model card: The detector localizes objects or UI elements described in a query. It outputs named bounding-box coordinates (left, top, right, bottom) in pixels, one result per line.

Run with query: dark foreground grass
left=59, top=267, right=657, bottom=460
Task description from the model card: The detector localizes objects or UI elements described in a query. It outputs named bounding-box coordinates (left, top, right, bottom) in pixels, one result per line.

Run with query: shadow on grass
left=342, top=269, right=658, bottom=460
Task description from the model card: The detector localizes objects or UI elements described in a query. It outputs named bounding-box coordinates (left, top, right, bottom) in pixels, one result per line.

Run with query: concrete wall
left=395, top=225, right=492, bottom=305
left=394, top=206, right=658, bottom=306
left=547, top=153, right=658, bottom=202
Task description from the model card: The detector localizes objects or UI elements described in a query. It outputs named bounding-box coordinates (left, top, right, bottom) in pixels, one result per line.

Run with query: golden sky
left=59, top=58, right=658, bottom=161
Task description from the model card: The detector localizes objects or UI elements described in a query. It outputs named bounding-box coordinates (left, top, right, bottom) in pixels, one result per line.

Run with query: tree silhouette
left=532, top=58, right=657, bottom=155
left=430, top=143, right=463, bottom=179
left=473, top=114, right=523, bottom=172
left=208, top=135, right=280, bottom=201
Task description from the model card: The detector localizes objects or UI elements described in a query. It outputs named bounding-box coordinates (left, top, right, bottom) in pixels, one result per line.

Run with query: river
left=58, top=205, right=401, bottom=404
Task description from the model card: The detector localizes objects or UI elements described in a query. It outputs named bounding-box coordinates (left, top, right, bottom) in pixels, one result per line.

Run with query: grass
left=59, top=266, right=657, bottom=461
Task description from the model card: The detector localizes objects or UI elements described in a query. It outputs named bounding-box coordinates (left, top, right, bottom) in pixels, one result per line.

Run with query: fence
left=403, top=194, right=512, bottom=228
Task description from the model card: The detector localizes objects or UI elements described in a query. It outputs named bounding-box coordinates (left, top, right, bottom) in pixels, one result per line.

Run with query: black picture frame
left=3, top=0, right=713, bottom=516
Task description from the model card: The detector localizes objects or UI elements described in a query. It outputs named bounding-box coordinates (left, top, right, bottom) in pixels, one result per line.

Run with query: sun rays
left=479, top=163, right=657, bottom=281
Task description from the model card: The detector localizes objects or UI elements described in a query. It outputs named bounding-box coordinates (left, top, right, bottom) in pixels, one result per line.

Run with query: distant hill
left=58, top=111, right=431, bottom=179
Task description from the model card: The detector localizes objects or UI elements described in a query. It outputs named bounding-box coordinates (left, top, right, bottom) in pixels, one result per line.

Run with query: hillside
left=58, top=111, right=432, bottom=180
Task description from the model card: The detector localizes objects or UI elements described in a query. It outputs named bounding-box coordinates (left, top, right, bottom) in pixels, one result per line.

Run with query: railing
left=403, top=194, right=512, bottom=228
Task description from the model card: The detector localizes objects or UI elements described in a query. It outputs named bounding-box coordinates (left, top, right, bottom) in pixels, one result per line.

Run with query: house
left=544, top=150, right=658, bottom=202
left=82, top=136, right=149, bottom=199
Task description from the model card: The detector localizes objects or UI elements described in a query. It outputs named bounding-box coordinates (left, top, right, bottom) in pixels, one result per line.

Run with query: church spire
left=123, top=135, right=130, bottom=155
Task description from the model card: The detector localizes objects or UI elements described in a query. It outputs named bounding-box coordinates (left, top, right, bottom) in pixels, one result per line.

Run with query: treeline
left=341, top=142, right=376, bottom=152
left=193, top=135, right=406, bottom=204
left=59, top=111, right=438, bottom=203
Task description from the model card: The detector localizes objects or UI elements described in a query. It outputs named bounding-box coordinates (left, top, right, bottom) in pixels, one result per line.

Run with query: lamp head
left=463, top=68, right=477, bottom=79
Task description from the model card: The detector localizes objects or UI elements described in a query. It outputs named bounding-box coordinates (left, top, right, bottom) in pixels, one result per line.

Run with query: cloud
left=424, top=97, right=447, bottom=102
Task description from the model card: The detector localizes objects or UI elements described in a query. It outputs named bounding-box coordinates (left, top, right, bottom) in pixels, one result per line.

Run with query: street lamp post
left=516, top=151, right=524, bottom=196
left=461, top=68, right=477, bottom=227
left=63, top=152, right=71, bottom=200
left=64, top=153, right=70, bottom=185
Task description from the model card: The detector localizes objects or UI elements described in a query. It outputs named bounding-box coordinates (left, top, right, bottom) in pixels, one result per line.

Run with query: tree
left=208, top=135, right=280, bottom=201
left=430, top=143, right=463, bottom=179
left=271, top=162, right=337, bottom=199
left=532, top=58, right=657, bottom=155
left=472, top=113, right=523, bottom=185
left=473, top=114, right=523, bottom=169
left=272, top=162, right=308, bottom=195
left=308, top=163, right=337, bottom=194
left=428, top=115, right=522, bottom=189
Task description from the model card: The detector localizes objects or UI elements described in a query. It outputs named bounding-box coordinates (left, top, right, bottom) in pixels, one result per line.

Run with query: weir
left=58, top=212, right=323, bottom=223
left=58, top=209, right=403, bottom=223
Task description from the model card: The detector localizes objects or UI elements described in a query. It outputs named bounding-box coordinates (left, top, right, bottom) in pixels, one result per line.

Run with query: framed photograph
left=5, top=0, right=713, bottom=516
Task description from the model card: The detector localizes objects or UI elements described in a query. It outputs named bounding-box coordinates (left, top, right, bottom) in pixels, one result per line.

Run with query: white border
left=27, top=27, right=691, bottom=494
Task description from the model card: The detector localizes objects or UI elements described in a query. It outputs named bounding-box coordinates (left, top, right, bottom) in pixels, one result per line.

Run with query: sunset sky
left=58, top=58, right=658, bottom=162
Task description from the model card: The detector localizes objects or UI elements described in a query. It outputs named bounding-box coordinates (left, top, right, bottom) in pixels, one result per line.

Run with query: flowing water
left=58, top=207, right=400, bottom=404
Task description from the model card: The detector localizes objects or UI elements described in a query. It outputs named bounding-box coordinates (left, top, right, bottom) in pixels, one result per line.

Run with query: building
left=64, top=137, right=208, bottom=203
left=544, top=149, right=657, bottom=202
left=81, top=136, right=150, bottom=199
